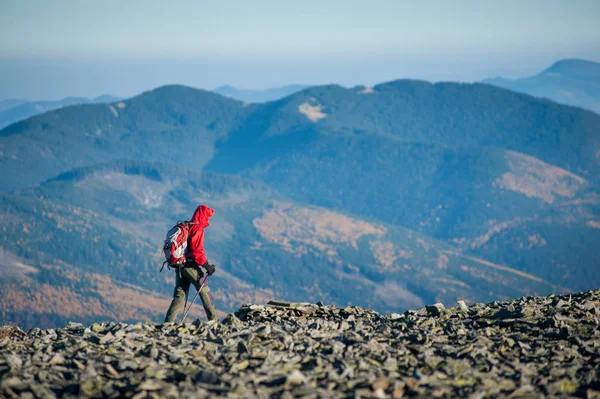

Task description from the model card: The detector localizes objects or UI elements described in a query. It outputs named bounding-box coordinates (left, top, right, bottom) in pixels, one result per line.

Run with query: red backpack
left=160, top=221, right=197, bottom=271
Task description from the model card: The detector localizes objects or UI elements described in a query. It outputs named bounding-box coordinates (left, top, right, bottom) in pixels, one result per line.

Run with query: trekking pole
left=180, top=279, right=206, bottom=324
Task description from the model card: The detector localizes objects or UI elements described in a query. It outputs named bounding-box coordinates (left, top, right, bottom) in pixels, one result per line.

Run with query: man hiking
left=164, top=205, right=218, bottom=323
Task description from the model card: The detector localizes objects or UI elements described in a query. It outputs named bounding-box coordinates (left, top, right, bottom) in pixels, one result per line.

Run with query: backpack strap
left=159, top=261, right=170, bottom=273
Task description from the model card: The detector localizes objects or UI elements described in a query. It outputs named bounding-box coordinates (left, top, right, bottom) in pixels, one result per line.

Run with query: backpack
left=160, top=221, right=196, bottom=272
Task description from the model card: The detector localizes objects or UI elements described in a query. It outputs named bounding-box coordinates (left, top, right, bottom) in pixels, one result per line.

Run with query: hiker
left=164, top=205, right=218, bottom=323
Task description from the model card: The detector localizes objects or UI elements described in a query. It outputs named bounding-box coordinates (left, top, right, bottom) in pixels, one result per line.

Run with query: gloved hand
left=202, top=261, right=216, bottom=276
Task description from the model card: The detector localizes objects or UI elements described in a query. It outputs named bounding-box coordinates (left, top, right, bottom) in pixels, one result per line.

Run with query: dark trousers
left=164, top=265, right=217, bottom=322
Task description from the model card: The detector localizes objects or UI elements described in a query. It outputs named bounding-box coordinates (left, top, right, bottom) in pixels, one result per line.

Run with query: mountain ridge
left=213, top=84, right=311, bottom=103
left=545, top=58, right=600, bottom=78
left=0, top=95, right=122, bottom=129
left=484, top=58, right=600, bottom=114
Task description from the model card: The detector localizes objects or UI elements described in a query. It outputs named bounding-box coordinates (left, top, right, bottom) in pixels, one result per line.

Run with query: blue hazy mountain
left=0, top=95, right=122, bottom=129
left=213, top=84, right=311, bottom=103
left=92, top=95, right=122, bottom=103
left=3, top=80, right=597, bottom=194
left=0, top=99, right=28, bottom=112
left=484, top=59, right=600, bottom=114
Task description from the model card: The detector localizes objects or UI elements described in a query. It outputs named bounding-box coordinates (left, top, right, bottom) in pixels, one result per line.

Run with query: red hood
left=190, top=205, right=214, bottom=227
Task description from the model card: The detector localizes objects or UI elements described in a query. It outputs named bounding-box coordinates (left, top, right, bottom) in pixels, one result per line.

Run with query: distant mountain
left=0, top=85, right=241, bottom=192
left=0, top=161, right=561, bottom=329
left=213, top=84, right=311, bottom=103
left=0, top=99, right=28, bottom=112
left=484, top=59, right=600, bottom=114
left=1, top=81, right=599, bottom=328
left=206, top=81, right=600, bottom=182
left=240, top=138, right=600, bottom=292
left=207, top=82, right=599, bottom=295
left=3, top=81, right=598, bottom=193
left=92, top=95, right=122, bottom=103
left=0, top=95, right=122, bottom=129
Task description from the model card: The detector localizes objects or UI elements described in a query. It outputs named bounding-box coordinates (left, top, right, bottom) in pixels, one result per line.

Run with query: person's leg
left=185, top=268, right=218, bottom=321
left=164, top=269, right=191, bottom=322
left=199, top=284, right=218, bottom=321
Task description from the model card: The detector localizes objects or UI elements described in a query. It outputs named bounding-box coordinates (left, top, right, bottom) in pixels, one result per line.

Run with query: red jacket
left=185, top=205, right=214, bottom=265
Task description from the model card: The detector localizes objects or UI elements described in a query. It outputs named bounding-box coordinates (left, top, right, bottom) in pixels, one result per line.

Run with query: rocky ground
left=1, top=290, right=599, bottom=398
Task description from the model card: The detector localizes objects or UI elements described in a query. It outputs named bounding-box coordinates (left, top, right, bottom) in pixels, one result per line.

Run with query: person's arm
left=188, top=226, right=207, bottom=265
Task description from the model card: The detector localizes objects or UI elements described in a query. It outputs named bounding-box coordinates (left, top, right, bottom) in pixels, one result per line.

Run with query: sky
left=1, top=0, right=599, bottom=100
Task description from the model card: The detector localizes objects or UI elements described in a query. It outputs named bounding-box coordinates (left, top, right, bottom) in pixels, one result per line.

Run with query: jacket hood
left=190, top=205, right=214, bottom=227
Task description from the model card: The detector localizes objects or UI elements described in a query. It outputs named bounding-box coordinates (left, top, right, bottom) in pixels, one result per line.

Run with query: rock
left=80, top=379, right=103, bottom=396
left=286, top=369, right=307, bottom=386
left=138, top=379, right=162, bottom=391
left=195, top=370, right=220, bottom=385
left=1, top=289, right=599, bottom=398
left=65, top=322, right=85, bottom=334
left=105, top=364, right=121, bottom=378
left=426, top=303, right=445, bottom=316
left=49, top=354, right=64, bottom=365
left=221, top=313, right=243, bottom=328
left=1, top=376, right=28, bottom=392
left=5, top=354, right=23, bottom=369
left=98, top=331, right=115, bottom=345
left=236, top=341, right=248, bottom=354
left=73, top=359, right=86, bottom=370
left=457, top=300, right=470, bottom=312
left=255, top=325, right=271, bottom=338
left=392, top=381, right=406, bottom=398
left=267, top=300, right=293, bottom=307
left=371, top=376, right=390, bottom=391
left=491, top=308, right=522, bottom=320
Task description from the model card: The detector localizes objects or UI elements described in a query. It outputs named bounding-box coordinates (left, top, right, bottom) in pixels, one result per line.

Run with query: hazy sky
left=1, top=0, right=599, bottom=100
